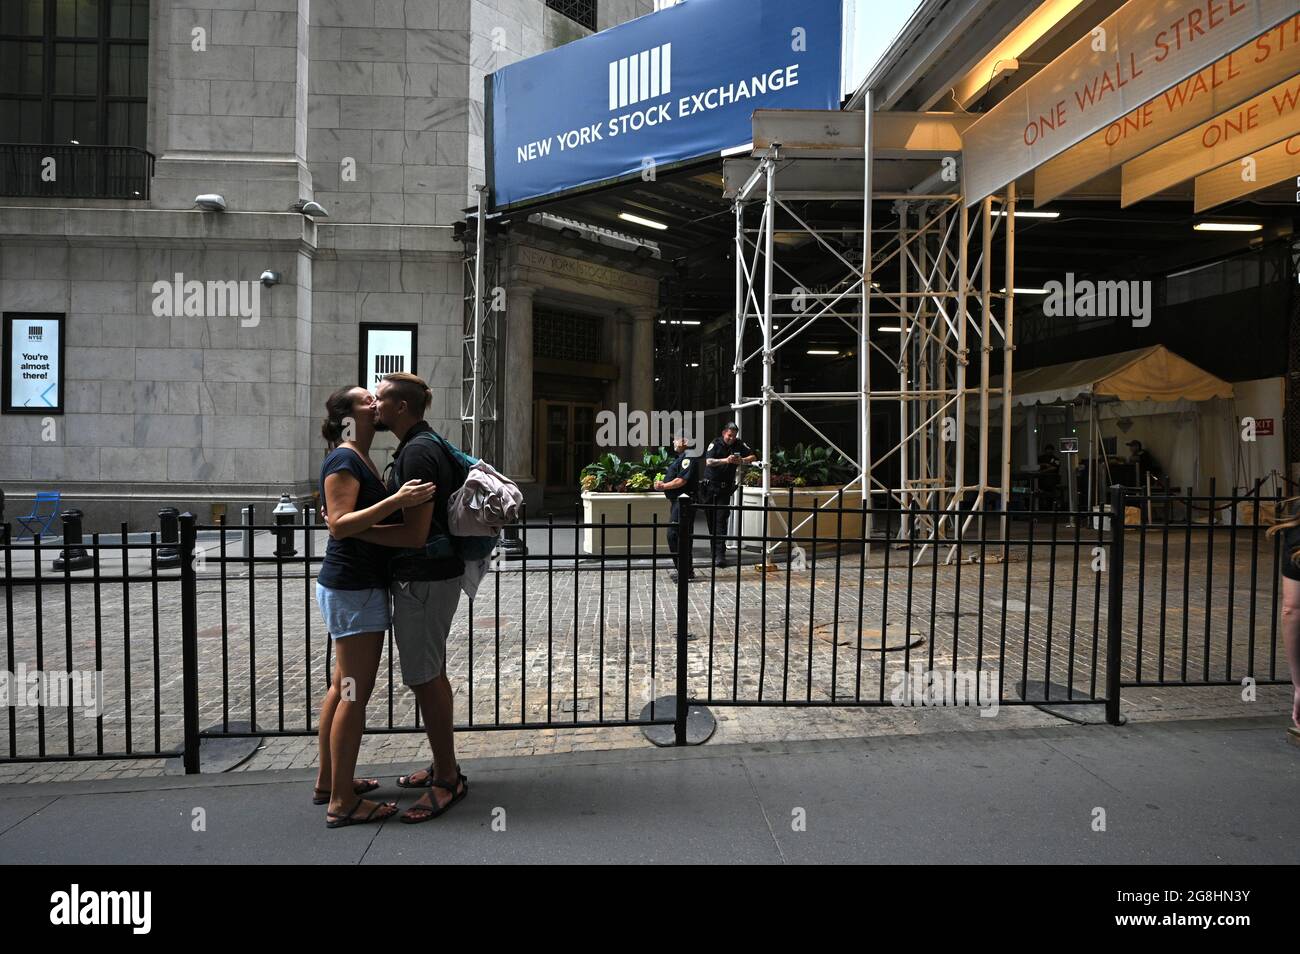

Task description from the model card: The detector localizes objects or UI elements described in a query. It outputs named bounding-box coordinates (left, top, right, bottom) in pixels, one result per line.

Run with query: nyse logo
left=27, top=325, right=44, bottom=341
left=610, top=42, right=671, bottom=111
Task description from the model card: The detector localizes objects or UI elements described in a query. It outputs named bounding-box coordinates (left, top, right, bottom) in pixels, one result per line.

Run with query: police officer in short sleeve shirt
left=699, top=422, right=756, bottom=567
left=655, top=435, right=699, bottom=582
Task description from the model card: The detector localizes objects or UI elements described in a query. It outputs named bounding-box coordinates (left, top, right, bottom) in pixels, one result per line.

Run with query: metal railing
left=1, top=484, right=1292, bottom=771
left=0, top=143, right=155, bottom=199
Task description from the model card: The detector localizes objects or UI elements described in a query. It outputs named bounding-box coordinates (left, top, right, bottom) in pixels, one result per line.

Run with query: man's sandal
left=397, top=763, right=467, bottom=789
left=325, top=799, right=398, bottom=829
left=398, top=775, right=468, bottom=824
left=396, top=762, right=436, bottom=788
left=312, top=778, right=380, bottom=805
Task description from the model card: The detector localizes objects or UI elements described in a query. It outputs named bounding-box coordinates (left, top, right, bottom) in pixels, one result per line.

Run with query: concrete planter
left=739, top=486, right=866, bottom=551
left=581, top=492, right=672, bottom=555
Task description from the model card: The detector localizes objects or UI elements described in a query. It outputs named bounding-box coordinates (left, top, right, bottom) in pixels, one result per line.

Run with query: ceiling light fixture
left=619, top=211, right=668, bottom=231
left=993, top=210, right=1060, bottom=219
left=1193, top=222, right=1262, bottom=232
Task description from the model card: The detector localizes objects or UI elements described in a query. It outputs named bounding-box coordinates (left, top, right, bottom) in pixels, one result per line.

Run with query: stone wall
left=0, top=0, right=656, bottom=531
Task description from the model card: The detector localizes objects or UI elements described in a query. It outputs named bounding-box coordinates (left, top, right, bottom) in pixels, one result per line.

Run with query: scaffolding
left=732, top=106, right=1016, bottom=558
left=461, top=186, right=502, bottom=461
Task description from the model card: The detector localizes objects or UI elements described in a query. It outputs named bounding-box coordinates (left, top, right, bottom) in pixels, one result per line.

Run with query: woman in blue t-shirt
left=314, top=385, right=434, bottom=827
left=1266, top=503, right=1300, bottom=740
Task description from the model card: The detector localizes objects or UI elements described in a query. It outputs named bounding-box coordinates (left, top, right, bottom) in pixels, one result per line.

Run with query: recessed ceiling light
left=999, top=287, right=1050, bottom=294
left=1193, top=222, right=1262, bottom=232
left=994, top=210, right=1059, bottom=219
left=619, top=212, right=668, bottom=231
left=875, top=326, right=903, bottom=333
left=807, top=349, right=839, bottom=356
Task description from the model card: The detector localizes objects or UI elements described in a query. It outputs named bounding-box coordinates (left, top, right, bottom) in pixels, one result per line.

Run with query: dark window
left=545, top=0, right=597, bottom=32
left=534, top=307, right=602, bottom=362
left=0, top=0, right=149, bottom=147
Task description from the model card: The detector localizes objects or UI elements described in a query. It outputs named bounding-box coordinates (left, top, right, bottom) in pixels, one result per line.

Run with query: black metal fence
left=1, top=484, right=1293, bottom=771
left=0, top=143, right=156, bottom=199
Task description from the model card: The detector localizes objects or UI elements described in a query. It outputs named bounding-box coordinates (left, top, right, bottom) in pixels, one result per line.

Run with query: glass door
left=537, top=401, right=599, bottom=494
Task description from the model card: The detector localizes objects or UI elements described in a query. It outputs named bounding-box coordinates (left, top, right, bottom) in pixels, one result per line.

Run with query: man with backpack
left=349, top=371, right=470, bottom=823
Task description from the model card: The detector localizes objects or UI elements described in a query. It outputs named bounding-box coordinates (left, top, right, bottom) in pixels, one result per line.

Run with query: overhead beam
left=750, top=109, right=974, bottom=160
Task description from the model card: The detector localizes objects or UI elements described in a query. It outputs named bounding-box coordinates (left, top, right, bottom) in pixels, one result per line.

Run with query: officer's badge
left=682, top=459, right=691, bottom=470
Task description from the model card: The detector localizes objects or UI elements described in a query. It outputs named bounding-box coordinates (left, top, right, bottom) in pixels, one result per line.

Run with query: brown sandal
left=397, top=763, right=466, bottom=789
left=325, top=798, right=398, bottom=829
left=312, top=778, right=380, bottom=805
left=399, top=775, right=468, bottom=824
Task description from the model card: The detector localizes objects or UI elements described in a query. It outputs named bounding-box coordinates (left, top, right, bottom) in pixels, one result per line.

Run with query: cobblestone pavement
left=2, top=523, right=1294, bottom=784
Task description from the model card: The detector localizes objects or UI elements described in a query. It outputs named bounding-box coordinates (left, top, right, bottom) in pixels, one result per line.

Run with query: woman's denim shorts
left=315, top=583, right=391, bottom=639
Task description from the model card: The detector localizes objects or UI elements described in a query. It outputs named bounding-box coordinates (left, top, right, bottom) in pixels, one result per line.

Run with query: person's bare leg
left=407, top=674, right=462, bottom=814
left=1282, top=577, right=1300, bottom=728
left=315, top=662, right=341, bottom=793
left=328, top=632, right=386, bottom=814
left=398, top=715, right=441, bottom=787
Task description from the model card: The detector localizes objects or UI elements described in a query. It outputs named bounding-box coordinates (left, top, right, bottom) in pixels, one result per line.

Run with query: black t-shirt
left=702, top=437, right=753, bottom=485
left=317, top=448, right=391, bottom=590
left=663, top=452, right=700, bottom=502
left=384, top=422, right=465, bottom=582
left=1133, top=449, right=1163, bottom=477
left=1281, top=525, right=1300, bottom=582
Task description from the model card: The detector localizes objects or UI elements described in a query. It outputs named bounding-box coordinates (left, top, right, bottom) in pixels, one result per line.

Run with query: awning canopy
left=995, top=345, right=1235, bottom=408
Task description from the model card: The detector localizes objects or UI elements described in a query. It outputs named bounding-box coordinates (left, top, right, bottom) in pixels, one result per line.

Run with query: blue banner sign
left=488, top=0, right=843, bottom=209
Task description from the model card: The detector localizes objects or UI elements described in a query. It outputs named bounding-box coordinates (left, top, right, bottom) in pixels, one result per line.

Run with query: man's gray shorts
left=390, top=577, right=463, bottom=687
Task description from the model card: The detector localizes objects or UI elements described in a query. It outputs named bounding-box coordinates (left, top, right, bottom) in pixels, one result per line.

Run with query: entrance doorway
left=537, top=400, right=598, bottom=495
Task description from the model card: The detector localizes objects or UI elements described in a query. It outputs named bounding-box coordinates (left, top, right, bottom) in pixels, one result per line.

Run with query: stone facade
left=0, top=0, right=656, bottom=531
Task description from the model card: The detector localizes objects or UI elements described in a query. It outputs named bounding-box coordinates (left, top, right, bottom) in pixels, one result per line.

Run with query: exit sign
left=1257, top=418, right=1274, bottom=436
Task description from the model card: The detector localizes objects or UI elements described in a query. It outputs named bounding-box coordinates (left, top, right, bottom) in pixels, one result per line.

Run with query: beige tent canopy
left=995, top=345, right=1234, bottom=407
left=991, top=346, right=1237, bottom=508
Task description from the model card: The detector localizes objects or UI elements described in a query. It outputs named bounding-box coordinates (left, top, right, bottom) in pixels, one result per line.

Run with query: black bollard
left=156, top=507, right=181, bottom=568
left=273, top=493, right=298, bottom=558
left=53, top=509, right=93, bottom=571
left=497, top=502, right=528, bottom=558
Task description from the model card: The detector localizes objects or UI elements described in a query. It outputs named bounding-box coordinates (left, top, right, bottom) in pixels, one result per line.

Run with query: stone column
left=503, top=283, right=538, bottom=488
left=629, top=305, right=657, bottom=418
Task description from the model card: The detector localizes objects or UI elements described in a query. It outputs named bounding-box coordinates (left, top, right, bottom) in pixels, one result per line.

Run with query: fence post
left=241, top=505, right=254, bottom=562
left=180, top=512, right=201, bottom=773
left=1105, top=484, right=1125, bottom=726
left=674, top=495, right=693, bottom=745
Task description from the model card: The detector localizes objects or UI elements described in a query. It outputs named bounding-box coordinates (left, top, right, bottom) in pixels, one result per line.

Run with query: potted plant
left=578, top=449, right=674, bottom=555
left=739, top=443, right=864, bottom=552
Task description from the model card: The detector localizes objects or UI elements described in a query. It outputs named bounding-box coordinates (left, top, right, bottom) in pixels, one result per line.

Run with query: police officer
left=654, top=434, right=699, bottom=582
left=699, top=422, right=756, bottom=568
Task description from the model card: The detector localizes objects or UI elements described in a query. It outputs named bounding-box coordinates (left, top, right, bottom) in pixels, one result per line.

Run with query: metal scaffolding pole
left=461, top=185, right=500, bottom=464
left=470, top=185, right=486, bottom=457
left=761, top=155, right=776, bottom=501
left=1000, top=182, right=1017, bottom=539
left=860, top=92, right=874, bottom=547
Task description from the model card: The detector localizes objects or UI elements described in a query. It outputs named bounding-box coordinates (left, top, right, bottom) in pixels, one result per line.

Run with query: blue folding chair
left=15, top=491, right=62, bottom=540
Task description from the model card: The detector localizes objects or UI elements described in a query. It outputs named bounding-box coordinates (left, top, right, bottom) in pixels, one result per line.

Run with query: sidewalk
left=2, top=715, right=1295, bottom=864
